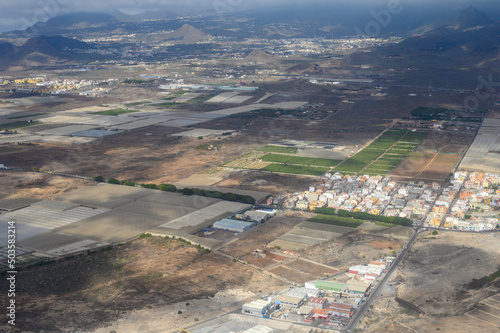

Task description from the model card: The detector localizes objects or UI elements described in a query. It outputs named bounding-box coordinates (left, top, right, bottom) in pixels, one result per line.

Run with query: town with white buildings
left=272, top=171, right=500, bottom=231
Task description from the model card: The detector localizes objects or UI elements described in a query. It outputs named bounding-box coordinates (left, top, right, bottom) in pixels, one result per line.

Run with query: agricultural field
left=94, top=109, right=139, bottom=116
left=260, top=154, right=342, bottom=167
left=261, top=163, right=329, bottom=176
left=0, top=121, right=41, bottom=130
left=243, top=161, right=272, bottom=169
left=257, top=145, right=298, bottom=154
left=223, top=152, right=266, bottom=168
left=124, top=101, right=151, bottom=106
left=333, top=149, right=385, bottom=173
left=8, top=113, right=47, bottom=119
left=162, top=90, right=187, bottom=100
left=309, top=214, right=365, bottom=228
left=157, top=94, right=213, bottom=107
left=225, top=147, right=338, bottom=176
left=334, top=131, right=428, bottom=175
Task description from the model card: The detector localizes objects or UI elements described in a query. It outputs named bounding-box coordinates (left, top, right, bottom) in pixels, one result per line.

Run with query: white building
left=242, top=299, right=273, bottom=317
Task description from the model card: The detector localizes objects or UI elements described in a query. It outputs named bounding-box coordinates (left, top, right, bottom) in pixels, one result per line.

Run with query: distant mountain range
left=394, top=6, right=500, bottom=55
left=0, top=35, right=92, bottom=70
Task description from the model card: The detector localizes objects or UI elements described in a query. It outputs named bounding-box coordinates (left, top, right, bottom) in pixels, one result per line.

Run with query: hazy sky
left=0, top=0, right=498, bottom=33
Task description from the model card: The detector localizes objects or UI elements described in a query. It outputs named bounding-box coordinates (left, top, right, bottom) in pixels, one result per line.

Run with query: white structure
left=213, top=218, right=255, bottom=232
left=242, top=299, right=273, bottom=317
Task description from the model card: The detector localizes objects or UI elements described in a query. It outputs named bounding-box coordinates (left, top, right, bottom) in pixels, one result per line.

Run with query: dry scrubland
left=0, top=171, right=93, bottom=199
left=0, top=237, right=286, bottom=332
left=359, top=231, right=500, bottom=333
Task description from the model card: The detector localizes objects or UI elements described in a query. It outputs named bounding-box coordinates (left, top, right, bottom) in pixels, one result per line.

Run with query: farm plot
left=224, top=152, right=267, bottom=168
left=333, top=149, right=385, bottom=173
left=260, top=154, right=342, bottom=167
left=0, top=121, right=41, bottom=130
left=285, top=259, right=338, bottom=277
left=261, top=164, right=329, bottom=176
left=243, top=161, right=272, bottom=169
left=93, top=109, right=139, bottom=116
left=417, top=153, right=462, bottom=182
left=258, top=145, right=297, bottom=154
left=334, top=130, right=427, bottom=175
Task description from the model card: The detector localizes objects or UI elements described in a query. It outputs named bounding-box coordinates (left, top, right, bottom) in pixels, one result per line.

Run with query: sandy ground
left=0, top=171, right=93, bottom=199
left=214, top=170, right=317, bottom=195
left=359, top=231, right=500, bottom=333
left=94, top=288, right=256, bottom=333
left=0, top=237, right=287, bottom=332
left=302, top=230, right=403, bottom=270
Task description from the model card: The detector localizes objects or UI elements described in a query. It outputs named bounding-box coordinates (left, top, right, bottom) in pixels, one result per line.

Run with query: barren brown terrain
left=301, top=230, right=403, bottom=270
left=0, top=170, right=93, bottom=199
left=359, top=231, right=500, bottom=333
left=214, top=171, right=316, bottom=195
left=391, top=131, right=474, bottom=182
left=0, top=237, right=286, bottom=332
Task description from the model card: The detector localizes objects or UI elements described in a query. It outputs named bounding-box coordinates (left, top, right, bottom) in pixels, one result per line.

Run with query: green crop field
left=309, top=214, right=364, bottom=228
left=163, top=91, right=187, bottom=100
left=0, top=121, right=40, bottom=130
left=8, top=113, right=46, bottom=119
left=365, top=133, right=405, bottom=150
left=258, top=145, right=298, bottom=154
left=261, top=163, right=329, bottom=176
left=401, top=131, right=429, bottom=142
left=94, top=109, right=139, bottom=116
left=260, top=154, right=342, bottom=167
left=333, top=130, right=428, bottom=175
left=333, top=149, right=385, bottom=173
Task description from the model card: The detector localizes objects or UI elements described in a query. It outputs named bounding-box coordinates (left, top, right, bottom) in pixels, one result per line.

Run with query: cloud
left=0, top=0, right=498, bottom=33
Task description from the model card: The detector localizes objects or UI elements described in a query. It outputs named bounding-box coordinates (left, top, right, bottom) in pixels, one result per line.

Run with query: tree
left=222, top=193, right=238, bottom=201
left=107, top=178, right=120, bottom=184
left=141, top=183, right=159, bottom=189
left=94, top=175, right=104, bottom=182
left=159, top=184, right=177, bottom=192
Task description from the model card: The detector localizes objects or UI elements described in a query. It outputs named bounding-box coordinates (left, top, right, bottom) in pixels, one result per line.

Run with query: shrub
left=107, top=178, right=120, bottom=184
left=159, top=184, right=177, bottom=192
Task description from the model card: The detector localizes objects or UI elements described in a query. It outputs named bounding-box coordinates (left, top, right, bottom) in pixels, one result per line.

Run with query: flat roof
left=214, top=219, right=255, bottom=229
left=0, top=195, right=40, bottom=211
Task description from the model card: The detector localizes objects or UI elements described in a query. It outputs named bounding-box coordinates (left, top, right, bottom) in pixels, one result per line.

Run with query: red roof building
left=329, top=302, right=354, bottom=318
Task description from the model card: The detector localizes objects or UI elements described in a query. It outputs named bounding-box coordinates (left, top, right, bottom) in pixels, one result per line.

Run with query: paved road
left=344, top=226, right=423, bottom=332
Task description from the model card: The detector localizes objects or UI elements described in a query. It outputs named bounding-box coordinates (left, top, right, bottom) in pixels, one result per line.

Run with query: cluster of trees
left=314, top=207, right=413, bottom=227
left=93, top=176, right=177, bottom=192
left=93, top=176, right=255, bottom=204
left=180, top=187, right=255, bottom=204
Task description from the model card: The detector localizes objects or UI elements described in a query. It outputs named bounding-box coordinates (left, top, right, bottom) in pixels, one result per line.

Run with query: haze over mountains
left=395, top=6, right=500, bottom=54
left=0, top=4, right=499, bottom=78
